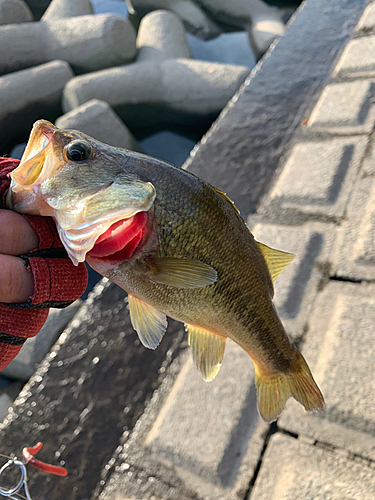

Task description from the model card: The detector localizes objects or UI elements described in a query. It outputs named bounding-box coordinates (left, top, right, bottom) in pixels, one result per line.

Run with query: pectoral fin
left=150, top=257, right=217, bottom=289
left=256, top=241, right=295, bottom=283
left=186, top=324, right=226, bottom=382
left=128, top=294, right=167, bottom=349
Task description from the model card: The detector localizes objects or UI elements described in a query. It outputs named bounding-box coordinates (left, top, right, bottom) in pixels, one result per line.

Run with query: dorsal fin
left=256, top=241, right=295, bottom=283
left=212, top=186, right=241, bottom=215
left=185, top=324, right=226, bottom=382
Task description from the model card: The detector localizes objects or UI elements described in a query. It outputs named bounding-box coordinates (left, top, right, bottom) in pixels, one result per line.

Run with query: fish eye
left=66, top=141, right=91, bottom=162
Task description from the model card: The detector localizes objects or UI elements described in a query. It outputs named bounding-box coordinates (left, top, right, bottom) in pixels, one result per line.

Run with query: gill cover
left=7, top=120, right=156, bottom=265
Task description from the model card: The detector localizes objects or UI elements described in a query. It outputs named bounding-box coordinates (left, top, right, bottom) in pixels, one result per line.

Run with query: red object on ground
left=22, top=442, right=68, bottom=477
left=0, top=157, right=88, bottom=372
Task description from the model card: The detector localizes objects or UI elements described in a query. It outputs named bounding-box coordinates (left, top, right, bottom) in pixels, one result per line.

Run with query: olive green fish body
left=8, top=121, right=325, bottom=422
left=106, top=165, right=295, bottom=375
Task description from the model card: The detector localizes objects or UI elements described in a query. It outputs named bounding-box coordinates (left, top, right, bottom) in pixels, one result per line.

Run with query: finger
left=0, top=210, right=39, bottom=256
left=0, top=254, right=34, bottom=303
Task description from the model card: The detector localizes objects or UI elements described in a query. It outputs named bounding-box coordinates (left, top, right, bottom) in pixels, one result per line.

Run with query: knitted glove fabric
left=0, top=157, right=88, bottom=371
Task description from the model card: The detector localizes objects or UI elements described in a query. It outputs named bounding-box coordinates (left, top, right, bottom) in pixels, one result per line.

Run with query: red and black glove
left=0, top=157, right=88, bottom=371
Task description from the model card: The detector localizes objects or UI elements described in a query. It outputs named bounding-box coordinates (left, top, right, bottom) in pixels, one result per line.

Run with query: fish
left=7, top=120, right=324, bottom=422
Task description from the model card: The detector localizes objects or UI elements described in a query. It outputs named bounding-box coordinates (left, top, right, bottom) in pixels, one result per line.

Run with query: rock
left=0, top=60, right=73, bottom=154
left=0, top=13, right=136, bottom=76
left=128, top=0, right=221, bottom=40
left=55, top=99, right=142, bottom=152
left=62, top=59, right=250, bottom=131
left=136, top=9, right=191, bottom=62
left=42, top=0, right=93, bottom=20
left=0, top=0, right=33, bottom=24
left=1, top=301, right=82, bottom=382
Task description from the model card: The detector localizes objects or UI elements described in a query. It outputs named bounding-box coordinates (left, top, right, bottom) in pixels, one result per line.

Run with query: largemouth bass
left=7, top=120, right=324, bottom=422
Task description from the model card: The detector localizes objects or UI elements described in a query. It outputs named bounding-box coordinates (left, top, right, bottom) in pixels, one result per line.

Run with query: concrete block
left=128, top=0, right=222, bottom=40
left=0, top=60, right=73, bottom=154
left=355, top=1, right=375, bottom=34
left=187, top=31, right=256, bottom=68
left=262, top=137, right=368, bottom=224
left=249, top=222, right=335, bottom=341
left=101, top=343, right=268, bottom=500
left=0, top=0, right=33, bottom=24
left=193, top=0, right=285, bottom=57
left=55, top=99, right=142, bottom=152
left=62, top=58, right=250, bottom=130
left=248, top=9, right=285, bottom=59
left=136, top=10, right=191, bottom=62
left=42, top=0, right=93, bottom=20
left=22, top=0, right=50, bottom=20
left=250, top=433, right=375, bottom=500
left=333, top=36, right=375, bottom=78
left=307, top=80, right=375, bottom=135
left=1, top=301, right=82, bottom=381
left=332, top=154, right=375, bottom=280
left=0, top=13, right=136, bottom=76
left=140, top=130, right=196, bottom=167
left=278, top=281, right=375, bottom=461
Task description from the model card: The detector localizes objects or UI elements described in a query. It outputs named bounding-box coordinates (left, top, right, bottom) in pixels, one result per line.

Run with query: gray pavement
left=250, top=3, right=375, bottom=497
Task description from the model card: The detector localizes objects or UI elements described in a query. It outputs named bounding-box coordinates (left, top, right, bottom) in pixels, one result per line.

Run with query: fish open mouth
left=8, top=120, right=157, bottom=268
left=87, top=211, right=148, bottom=265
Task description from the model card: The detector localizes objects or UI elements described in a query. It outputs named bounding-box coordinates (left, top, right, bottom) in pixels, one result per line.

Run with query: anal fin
left=186, top=324, right=226, bottom=382
left=128, top=294, right=167, bottom=350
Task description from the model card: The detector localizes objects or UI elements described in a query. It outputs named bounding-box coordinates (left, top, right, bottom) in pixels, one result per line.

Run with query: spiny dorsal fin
left=256, top=241, right=295, bottom=283
left=150, top=257, right=217, bottom=289
left=186, top=324, right=226, bottom=382
left=212, top=186, right=241, bottom=215
left=128, top=294, right=167, bottom=349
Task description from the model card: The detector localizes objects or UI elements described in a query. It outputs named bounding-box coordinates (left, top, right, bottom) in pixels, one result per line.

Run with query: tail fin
left=254, top=349, right=324, bottom=422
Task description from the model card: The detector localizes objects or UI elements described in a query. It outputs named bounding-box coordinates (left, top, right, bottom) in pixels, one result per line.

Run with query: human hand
left=0, top=209, right=39, bottom=303
left=0, top=157, right=88, bottom=372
